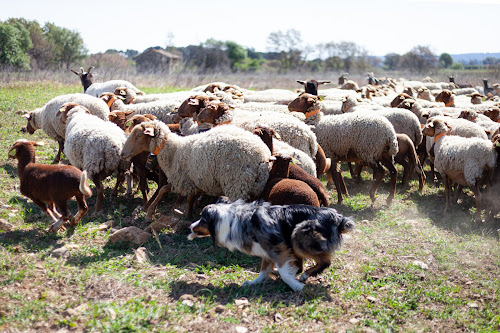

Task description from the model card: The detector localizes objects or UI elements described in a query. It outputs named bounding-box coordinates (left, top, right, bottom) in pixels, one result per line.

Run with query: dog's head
left=187, top=204, right=219, bottom=241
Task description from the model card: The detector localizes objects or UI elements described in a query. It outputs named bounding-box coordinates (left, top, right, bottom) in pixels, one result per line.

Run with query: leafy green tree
left=43, top=22, right=87, bottom=69
left=225, top=41, right=247, bottom=71
left=439, top=53, right=453, bottom=68
left=0, top=21, right=32, bottom=69
left=400, top=46, right=437, bottom=73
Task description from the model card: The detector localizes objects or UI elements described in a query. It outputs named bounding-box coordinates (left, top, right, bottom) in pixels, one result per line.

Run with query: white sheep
left=422, top=118, right=496, bottom=222
left=57, top=103, right=130, bottom=213
left=99, top=93, right=179, bottom=124
left=121, top=121, right=272, bottom=219
left=342, top=96, right=422, bottom=145
left=288, top=93, right=399, bottom=205
left=71, top=66, right=142, bottom=97
left=24, top=93, right=110, bottom=163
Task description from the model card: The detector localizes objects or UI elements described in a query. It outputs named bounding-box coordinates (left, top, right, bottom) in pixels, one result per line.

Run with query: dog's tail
left=338, top=216, right=355, bottom=234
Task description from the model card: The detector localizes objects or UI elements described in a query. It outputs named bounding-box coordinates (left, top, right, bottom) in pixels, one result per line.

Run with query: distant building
left=134, top=48, right=181, bottom=74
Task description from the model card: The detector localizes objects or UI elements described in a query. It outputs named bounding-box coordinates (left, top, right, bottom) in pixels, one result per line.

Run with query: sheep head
left=458, top=110, right=475, bottom=121
left=23, top=111, right=39, bottom=134
left=422, top=118, right=451, bottom=137
left=177, top=95, right=222, bottom=119
left=124, top=114, right=157, bottom=135
left=252, top=126, right=281, bottom=154
left=288, top=93, right=320, bottom=114
left=8, top=139, right=44, bottom=161
left=56, top=102, right=90, bottom=124
left=484, top=107, right=500, bottom=121
left=203, top=83, right=223, bottom=93
left=122, top=122, right=158, bottom=160
left=197, top=101, right=232, bottom=125
left=100, top=92, right=125, bottom=110
left=114, top=87, right=137, bottom=104
left=108, top=110, right=136, bottom=129
left=390, top=93, right=414, bottom=108
left=435, top=89, right=454, bottom=105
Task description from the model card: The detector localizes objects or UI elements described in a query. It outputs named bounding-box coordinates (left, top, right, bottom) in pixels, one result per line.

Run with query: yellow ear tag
left=8, top=149, right=16, bottom=157
left=496, top=141, right=500, bottom=148
left=126, top=121, right=132, bottom=127
left=318, top=95, right=325, bottom=101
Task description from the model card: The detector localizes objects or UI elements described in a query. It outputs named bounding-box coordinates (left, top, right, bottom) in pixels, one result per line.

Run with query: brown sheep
left=261, top=154, right=320, bottom=207
left=8, top=139, right=92, bottom=232
left=253, top=126, right=330, bottom=207
left=177, top=95, right=221, bottom=119
left=390, top=93, right=415, bottom=108
left=435, top=89, right=455, bottom=107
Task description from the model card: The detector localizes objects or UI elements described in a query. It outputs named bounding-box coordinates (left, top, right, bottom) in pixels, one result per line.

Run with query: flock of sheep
left=11, top=66, right=500, bottom=233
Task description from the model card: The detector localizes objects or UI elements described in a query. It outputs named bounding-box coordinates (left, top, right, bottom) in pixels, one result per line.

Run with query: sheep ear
left=297, top=80, right=306, bottom=85
left=125, top=110, right=135, bottom=116
left=119, top=89, right=126, bottom=96
left=143, top=127, right=155, bottom=137
left=33, top=141, right=44, bottom=146
left=228, top=104, right=235, bottom=109
left=23, top=113, right=31, bottom=119
left=71, top=69, right=80, bottom=76
left=188, top=99, right=199, bottom=106
left=272, top=131, right=281, bottom=140
left=109, top=113, right=117, bottom=119
left=307, top=97, right=317, bottom=104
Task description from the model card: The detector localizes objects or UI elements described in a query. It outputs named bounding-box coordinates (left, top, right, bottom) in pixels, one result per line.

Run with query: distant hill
left=451, top=52, right=500, bottom=64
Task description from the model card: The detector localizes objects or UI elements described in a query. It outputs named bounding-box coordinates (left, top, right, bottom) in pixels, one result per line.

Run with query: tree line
left=1, top=19, right=499, bottom=74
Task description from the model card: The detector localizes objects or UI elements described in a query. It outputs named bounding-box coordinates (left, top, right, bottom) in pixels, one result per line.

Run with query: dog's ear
left=216, top=196, right=231, bottom=204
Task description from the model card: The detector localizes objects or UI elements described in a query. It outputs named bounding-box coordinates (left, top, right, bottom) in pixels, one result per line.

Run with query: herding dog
left=188, top=199, right=355, bottom=291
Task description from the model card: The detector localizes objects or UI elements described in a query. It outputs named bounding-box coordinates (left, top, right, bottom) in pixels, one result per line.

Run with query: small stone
left=133, top=247, right=150, bottom=263
left=63, top=308, right=78, bottom=317
left=144, top=215, right=179, bottom=233
left=274, top=313, right=284, bottom=322
left=65, top=243, right=79, bottom=250
left=51, top=247, right=70, bottom=259
left=98, top=220, right=114, bottom=231
left=106, top=308, right=117, bottom=320
left=467, top=302, right=479, bottom=308
left=349, top=318, right=360, bottom=324
left=366, top=296, right=378, bottom=303
left=235, top=326, right=248, bottom=333
left=234, top=298, right=249, bottom=307
left=214, top=305, right=225, bottom=314
left=108, top=226, right=151, bottom=246
left=74, top=303, right=89, bottom=313
left=182, top=299, right=194, bottom=307
left=0, top=219, right=13, bottom=231
left=412, top=260, right=429, bottom=270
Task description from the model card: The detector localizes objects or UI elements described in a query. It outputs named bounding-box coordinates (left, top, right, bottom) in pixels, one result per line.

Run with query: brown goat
left=261, top=154, right=320, bottom=207
left=8, top=139, right=92, bottom=232
left=253, top=126, right=329, bottom=207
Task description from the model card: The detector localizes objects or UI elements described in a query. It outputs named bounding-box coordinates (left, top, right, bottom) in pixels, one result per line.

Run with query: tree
left=439, top=53, right=453, bottom=68
left=267, top=29, right=303, bottom=72
left=225, top=41, right=247, bottom=71
left=400, top=46, right=437, bottom=73
left=43, top=22, right=87, bottom=69
left=383, top=53, right=401, bottom=70
left=0, top=21, right=32, bottom=69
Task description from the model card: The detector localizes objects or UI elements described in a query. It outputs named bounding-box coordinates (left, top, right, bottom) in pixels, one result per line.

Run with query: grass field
left=0, top=82, right=499, bottom=332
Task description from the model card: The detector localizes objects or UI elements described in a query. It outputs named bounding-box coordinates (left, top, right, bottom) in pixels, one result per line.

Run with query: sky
left=1, top=0, right=500, bottom=57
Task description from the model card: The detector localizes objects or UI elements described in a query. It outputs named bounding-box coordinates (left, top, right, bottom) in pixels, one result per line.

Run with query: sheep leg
left=471, top=184, right=483, bottom=223
left=299, top=253, right=332, bottom=282
left=347, top=162, right=355, bottom=179
left=52, top=140, right=64, bottom=164
left=354, top=163, right=363, bottom=184
left=92, top=174, right=104, bottom=213
left=70, top=193, right=89, bottom=227
left=369, top=162, right=385, bottom=204
left=381, top=156, right=398, bottom=204
left=145, top=184, right=172, bottom=220
left=442, top=175, right=451, bottom=213
left=330, top=162, right=345, bottom=204
left=49, top=201, right=71, bottom=232
left=185, top=193, right=197, bottom=218
left=113, top=170, right=126, bottom=195
left=452, top=184, right=463, bottom=204
left=47, top=202, right=62, bottom=219
left=399, top=158, right=410, bottom=188
left=144, top=170, right=167, bottom=210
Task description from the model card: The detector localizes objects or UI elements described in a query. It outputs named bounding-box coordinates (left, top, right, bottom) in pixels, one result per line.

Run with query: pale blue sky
left=1, top=0, right=499, bottom=56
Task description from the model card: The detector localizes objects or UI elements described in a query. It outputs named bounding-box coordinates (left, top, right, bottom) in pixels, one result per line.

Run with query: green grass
left=0, top=82, right=499, bottom=332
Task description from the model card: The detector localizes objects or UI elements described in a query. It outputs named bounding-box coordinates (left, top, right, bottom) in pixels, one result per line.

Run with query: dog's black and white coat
left=188, top=199, right=355, bottom=291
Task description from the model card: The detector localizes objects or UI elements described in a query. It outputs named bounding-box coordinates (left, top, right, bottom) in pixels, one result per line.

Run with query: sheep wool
left=149, top=121, right=272, bottom=200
